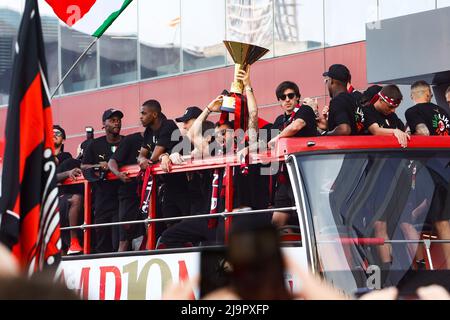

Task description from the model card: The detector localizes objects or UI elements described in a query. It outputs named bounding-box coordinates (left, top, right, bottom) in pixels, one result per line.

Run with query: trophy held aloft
left=220, top=41, right=269, bottom=131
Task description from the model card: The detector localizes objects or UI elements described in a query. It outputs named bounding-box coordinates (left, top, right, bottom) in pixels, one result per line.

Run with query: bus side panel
left=61, top=248, right=308, bottom=300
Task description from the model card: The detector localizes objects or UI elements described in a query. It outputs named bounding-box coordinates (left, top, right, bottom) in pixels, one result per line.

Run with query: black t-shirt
left=56, top=153, right=82, bottom=195
left=272, top=105, right=318, bottom=137
left=110, top=132, right=143, bottom=198
left=142, top=116, right=181, bottom=155
left=405, top=103, right=450, bottom=136
left=78, top=139, right=94, bottom=160
left=82, top=135, right=123, bottom=201
left=82, top=135, right=123, bottom=165
left=111, top=132, right=143, bottom=167
left=328, top=92, right=358, bottom=135
left=363, top=104, right=405, bottom=133
left=56, top=151, right=72, bottom=166
left=142, top=116, right=188, bottom=194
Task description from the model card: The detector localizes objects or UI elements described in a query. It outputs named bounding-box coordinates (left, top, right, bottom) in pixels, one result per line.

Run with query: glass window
left=379, top=0, right=436, bottom=20
left=324, top=0, right=378, bottom=47
left=181, top=0, right=226, bottom=72
left=296, top=151, right=450, bottom=295
left=226, top=0, right=274, bottom=61
left=139, top=0, right=181, bottom=79
left=60, top=26, right=97, bottom=94
left=437, top=0, right=450, bottom=8
left=0, top=0, right=24, bottom=105
left=39, top=0, right=59, bottom=93
left=274, top=0, right=324, bottom=56
left=99, top=0, right=137, bottom=87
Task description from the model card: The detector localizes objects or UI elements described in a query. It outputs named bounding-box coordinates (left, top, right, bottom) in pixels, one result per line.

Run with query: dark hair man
left=406, top=81, right=450, bottom=136
left=81, top=108, right=124, bottom=253
left=53, top=125, right=71, bottom=165
left=108, top=131, right=144, bottom=252
left=137, top=99, right=189, bottom=230
left=405, top=80, right=450, bottom=268
left=322, top=64, right=359, bottom=135
left=268, top=81, right=317, bottom=229
left=362, top=84, right=410, bottom=147
left=53, top=125, right=83, bottom=254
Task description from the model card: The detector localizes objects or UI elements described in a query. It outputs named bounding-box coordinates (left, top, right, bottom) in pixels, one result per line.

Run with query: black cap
left=53, top=125, right=66, bottom=140
left=102, top=108, right=124, bottom=122
left=175, top=106, right=202, bottom=123
left=323, top=64, right=351, bottom=83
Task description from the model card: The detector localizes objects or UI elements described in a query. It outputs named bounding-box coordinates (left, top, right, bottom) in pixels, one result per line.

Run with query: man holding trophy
left=156, top=41, right=272, bottom=247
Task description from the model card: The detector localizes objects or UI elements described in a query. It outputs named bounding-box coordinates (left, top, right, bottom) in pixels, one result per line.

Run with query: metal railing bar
left=60, top=206, right=297, bottom=231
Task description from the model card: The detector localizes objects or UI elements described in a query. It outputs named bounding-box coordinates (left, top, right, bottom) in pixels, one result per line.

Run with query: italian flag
left=45, top=0, right=133, bottom=37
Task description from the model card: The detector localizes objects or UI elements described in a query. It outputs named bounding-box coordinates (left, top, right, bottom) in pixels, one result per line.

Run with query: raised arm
left=187, top=95, right=223, bottom=154
left=237, top=67, right=258, bottom=149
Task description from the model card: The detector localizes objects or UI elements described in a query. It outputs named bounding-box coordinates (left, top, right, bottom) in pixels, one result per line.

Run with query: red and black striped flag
left=0, top=0, right=61, bottom=275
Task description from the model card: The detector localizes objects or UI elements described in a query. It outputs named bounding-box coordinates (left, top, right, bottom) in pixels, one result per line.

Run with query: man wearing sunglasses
left=269, top=81, right=318, bottom=229
left=269, top=81, right=318, bottom=147
left=362, top=84, right=410, bottom=148
left=322, top=64, right=359, bottom=136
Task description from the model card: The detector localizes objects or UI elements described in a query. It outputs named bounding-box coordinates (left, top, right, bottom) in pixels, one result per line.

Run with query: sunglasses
left=278, top=93, right=296, bottom=101
left=53, top=130, right=63, bottom=137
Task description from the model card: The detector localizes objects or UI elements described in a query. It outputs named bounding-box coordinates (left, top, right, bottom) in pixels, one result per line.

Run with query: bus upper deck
left=43, top=135, right=450, bottom=297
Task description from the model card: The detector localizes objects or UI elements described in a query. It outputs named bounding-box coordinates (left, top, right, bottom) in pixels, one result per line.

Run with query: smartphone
left=199, top=247, right=230, bottom=298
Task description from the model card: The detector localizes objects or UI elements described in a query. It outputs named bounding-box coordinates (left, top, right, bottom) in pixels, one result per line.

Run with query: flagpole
left=51, top=37, right=99, bottom=98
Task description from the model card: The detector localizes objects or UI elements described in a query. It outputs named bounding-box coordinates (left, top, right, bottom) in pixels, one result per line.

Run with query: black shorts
left=274, top=183, right=299, bottom=225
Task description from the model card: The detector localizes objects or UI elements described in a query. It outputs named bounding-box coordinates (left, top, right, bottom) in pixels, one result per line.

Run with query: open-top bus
left=51, top=136, right=450, bottom=299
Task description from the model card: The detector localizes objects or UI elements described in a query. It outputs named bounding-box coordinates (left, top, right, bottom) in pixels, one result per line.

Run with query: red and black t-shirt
left=363, top=104, right=405, bottom=133
left=272, top=104, right=318, bottom=137
left=405, top=103, right=450, bottom=136
left=328, top=92, right=359, bottom=135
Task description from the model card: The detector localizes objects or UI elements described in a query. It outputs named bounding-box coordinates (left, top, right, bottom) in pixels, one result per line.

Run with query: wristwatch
left=245, top=86, right=253, bottom=93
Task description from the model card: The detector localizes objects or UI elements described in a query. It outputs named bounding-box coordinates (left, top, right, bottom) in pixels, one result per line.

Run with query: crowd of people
left=52, top=64, right=450, bottom=259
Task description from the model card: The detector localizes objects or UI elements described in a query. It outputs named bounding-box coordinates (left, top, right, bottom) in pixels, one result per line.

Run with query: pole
left=51, top=37, right=98, bottom=98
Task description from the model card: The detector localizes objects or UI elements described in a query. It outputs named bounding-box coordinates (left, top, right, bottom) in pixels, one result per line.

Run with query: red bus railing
left=60, top=135, right=450, bottom=255
left=60, top=150, right=283, bottom=254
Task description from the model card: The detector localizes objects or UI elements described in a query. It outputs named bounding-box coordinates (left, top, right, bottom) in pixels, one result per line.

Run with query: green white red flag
left=45, top=0, right=133, bottom=37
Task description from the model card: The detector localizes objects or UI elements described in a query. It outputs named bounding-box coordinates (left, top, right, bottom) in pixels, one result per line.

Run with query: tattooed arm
left=237, top=67, right=258, bottom=151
